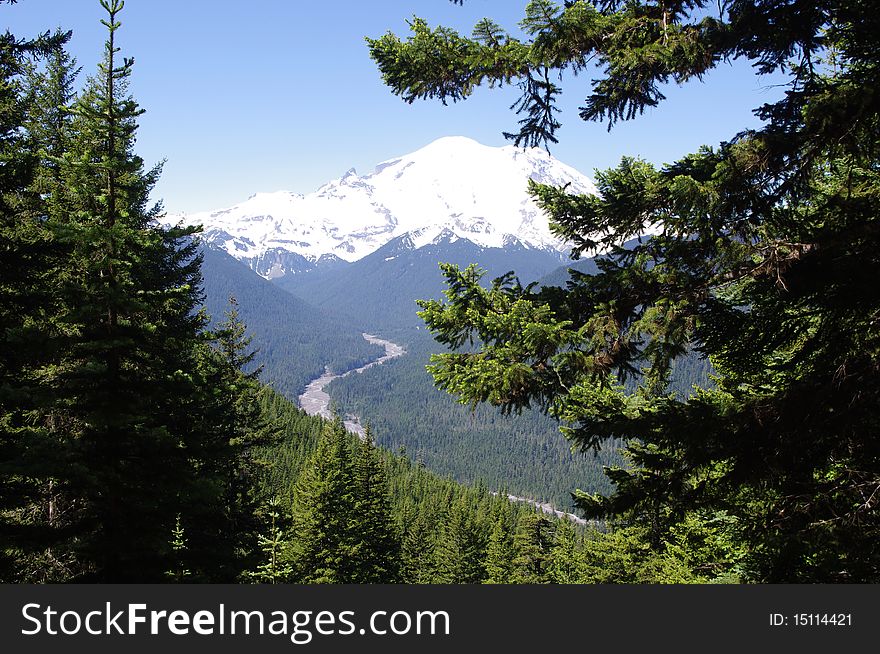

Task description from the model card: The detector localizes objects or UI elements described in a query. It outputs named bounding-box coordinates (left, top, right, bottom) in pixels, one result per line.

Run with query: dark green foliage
left=41, top=0, right=256, bottom=581
left=433, top=495, right=486, bottom=583
left=36, top=0, right=202, bottom=580
left=255, top=389, right=328, bottom=508
left=547, top=519, right=585, bottom=583
left=253, top=387, right=585, bottom=584
left=24, top=35, right=80, bottom=200
left=484, top=508, right=515, bottom=583
left=252, top=382, right=731, bottom=584
left=279, top=418, right=401, bottom=584
left=271, top=234, right=637, bottom=512
left=371, top=1, right=880, bottom=581
left=322, top=244, right=710, bottom=510
left=399, top=507, right=437, bottom=584
left=351, top=428, right=402, bottom=583
left=180, top=301, right=277, bottom=581
left=2, top=1, right=265, bottom=583
left=0, top=14, right=72, bottom=583
left=511, top=512, right=555, bottom=583
left=287, top=419, right=358, bottom=583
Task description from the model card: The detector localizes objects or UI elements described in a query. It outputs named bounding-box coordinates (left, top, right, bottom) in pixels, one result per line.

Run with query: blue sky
left=5, top=0, right=786, bottom=214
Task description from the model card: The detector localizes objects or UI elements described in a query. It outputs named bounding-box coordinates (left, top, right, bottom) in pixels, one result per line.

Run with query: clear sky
left=4, top=0, right=786, bottom=214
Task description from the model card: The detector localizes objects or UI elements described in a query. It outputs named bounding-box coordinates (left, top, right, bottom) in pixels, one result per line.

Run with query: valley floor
left=298, top=333, right=406, bottom=436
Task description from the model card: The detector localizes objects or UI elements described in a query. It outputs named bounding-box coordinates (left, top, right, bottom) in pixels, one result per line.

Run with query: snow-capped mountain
left=163, top=136, right=598, bottom=278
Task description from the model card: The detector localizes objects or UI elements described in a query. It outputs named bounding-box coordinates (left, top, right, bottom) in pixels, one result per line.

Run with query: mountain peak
left=414, top=135, right=484, bottom=153
left=163, top=137, right=598, bottom=278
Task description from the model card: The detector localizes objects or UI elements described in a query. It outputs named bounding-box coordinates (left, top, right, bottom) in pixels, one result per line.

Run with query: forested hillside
left=254, top=388, right=739, bottom=584
left=4, top=0, right=877, bottom=585
left=4, top=1, right=725, bottom=585
left=278, top=232, right=566, bottom=330
left=328, top=327, right=713, bottom=508
left=328, top=330, right=622, bottom=508
left=201, top=247, right=382, bottom=396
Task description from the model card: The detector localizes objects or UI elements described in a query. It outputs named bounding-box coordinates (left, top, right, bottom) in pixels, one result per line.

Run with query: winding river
left=297, top=333, right=406, bottom=437
left=298, top=333, right=586, bottom=524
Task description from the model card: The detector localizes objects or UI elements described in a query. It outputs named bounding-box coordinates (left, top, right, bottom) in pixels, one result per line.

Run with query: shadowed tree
left=351, top=426, right=402, bottom=582
left=370, top=0, right=880, bottom=581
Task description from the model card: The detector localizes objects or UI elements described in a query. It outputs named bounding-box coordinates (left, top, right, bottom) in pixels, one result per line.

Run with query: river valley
left=298, top=333, right=406, bottom=437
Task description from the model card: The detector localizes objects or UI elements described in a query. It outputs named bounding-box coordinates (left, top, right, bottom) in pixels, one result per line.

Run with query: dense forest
left=329, top=330, right=624, bottom=508
left=255, top=389, right=738, bottom=584
left=329, top=328, right=713, bottom=509
left=0, top=0, right=730, bottom=585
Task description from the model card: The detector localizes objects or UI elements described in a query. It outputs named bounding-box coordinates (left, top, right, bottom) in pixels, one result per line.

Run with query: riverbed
left=297, top=333, right=406, bottom=437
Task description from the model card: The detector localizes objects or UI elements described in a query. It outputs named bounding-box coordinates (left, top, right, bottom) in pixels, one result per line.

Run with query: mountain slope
left=277, top=229, right=565, bottom=329
left=322, top=240, right=716, bottom=507
left=200, top=247, right=382, bottom=397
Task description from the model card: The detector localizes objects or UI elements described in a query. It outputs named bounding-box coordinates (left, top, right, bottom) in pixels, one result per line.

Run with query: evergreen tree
left=287, top=420, right=357, bottom=583
left=246, top=498, right=293, bottom=584
left=434, top=496, right=485, bottom=583
left=25, top=37, right=80, bottom=199
left=38, top=0, right=210, bottom=580
left=183, top=297, right=274, bottom=580
left=511, top=512, right=554, bottom=584
left=400, top=506, right=437, bottom=584
left=2, top=0, right=259, bottom=582
left=164, top=514, right=192, bottom=583
left=0, top=16, right=71, bottom=583
left=371, top=0, right=880, bottom=581
left=484, top=509, right=515, bottom=584
left=580, top=527, right=656, bottom=584
left=250, top=376, right=564, bottom=586
left=351, top=426, right=401, bottom=582
left=547, top=519, right=584, bottom=584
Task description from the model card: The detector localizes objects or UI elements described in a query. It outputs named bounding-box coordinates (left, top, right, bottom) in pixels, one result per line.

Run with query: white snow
left=160, top=136, right=599, bottom=275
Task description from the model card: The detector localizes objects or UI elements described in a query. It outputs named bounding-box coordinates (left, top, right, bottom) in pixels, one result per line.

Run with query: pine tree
left=547, top=519, right=584, bottom=584
left=164, top=514, right=192, bottom=583
left=1, top=0, right=258, bottom=582
left=246, top=498, right=293, bottom=584
left=371, top=0, right=880, bottom=581
left=484, top=509, right=515, bottom=584
left=511, top=512, right=554, bottom=584
left=580, top=527, right=655, bottom=584
left=400, top=506, right=437, bottom=584
left=351, top=426, right=401, bottom=583
left=0, top=19, right=72, bottom=582
left=36, top=0, right=211, bottom=581
left=434, top=496, right=485, bottom=583
left=287, top=420, right=357, bottom=583
left=183, top=297, right=274, bottom=580
left=25, top=38, right=80, bottom=199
